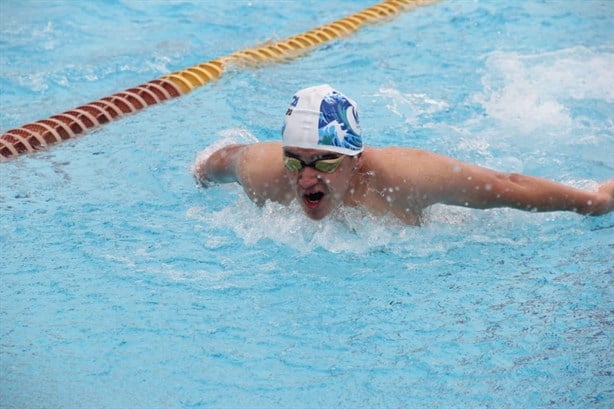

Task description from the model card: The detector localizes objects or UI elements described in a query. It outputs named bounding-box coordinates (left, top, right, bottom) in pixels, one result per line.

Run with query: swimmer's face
left=283, top=147, right=356, bottom=220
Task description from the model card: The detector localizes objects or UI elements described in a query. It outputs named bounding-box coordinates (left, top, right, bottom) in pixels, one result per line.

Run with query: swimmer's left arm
left=458, top=168, right=613, bottom=215
left=407, top=150, right=614, bottom=215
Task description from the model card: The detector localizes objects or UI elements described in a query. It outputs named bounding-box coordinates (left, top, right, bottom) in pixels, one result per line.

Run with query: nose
left=297, top=166, right=320, bottom=188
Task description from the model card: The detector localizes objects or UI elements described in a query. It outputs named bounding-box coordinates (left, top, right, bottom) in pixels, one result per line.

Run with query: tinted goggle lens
left=283, top=157, right=303, bottom=171
left=283, top=156, right=344, bottom=173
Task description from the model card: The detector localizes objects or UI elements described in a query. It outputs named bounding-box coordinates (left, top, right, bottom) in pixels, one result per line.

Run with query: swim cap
left=281, top=84, right=363, bottom=156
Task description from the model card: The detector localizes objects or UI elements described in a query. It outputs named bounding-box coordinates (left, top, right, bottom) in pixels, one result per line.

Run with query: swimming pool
left=1, top=0, right=612, bottom=407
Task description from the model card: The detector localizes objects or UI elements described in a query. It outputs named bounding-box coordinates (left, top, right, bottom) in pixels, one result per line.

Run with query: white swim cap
left=281, top=84, right=363, bottom=156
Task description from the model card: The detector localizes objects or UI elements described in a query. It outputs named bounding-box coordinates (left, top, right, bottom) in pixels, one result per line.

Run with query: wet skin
left=195, top=142, right=614, bottom=224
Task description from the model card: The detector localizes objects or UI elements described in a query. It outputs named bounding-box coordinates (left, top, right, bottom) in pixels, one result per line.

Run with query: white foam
left=188, top=195, right=410, bottom=254
left=187, top=189, right=579, bottom=259
left=375, top=86, right=449, bottom=126
left=186, top=192, right=529, bottom=257
left=473, top=46, right=614, bottom=134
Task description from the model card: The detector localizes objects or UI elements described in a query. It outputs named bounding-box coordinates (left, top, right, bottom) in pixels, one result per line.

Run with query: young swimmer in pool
left=193, top=84, right=614, bottom=225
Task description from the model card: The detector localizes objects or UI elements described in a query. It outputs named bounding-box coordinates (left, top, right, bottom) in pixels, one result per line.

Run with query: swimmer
left=193, top=84, right=614, bottom=225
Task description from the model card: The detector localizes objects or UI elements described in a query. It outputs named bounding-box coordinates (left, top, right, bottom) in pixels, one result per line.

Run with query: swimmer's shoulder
left=238, top=141, right=291, bottom=204
left=363, top=145, right=425, bottom=161
left=238, top=142, right=283, bottom=172
left=243, top=141, right=283, bottom=156
left=362, top=146, right=426, bottom=177
left=239, top=141, right=284, bottom=175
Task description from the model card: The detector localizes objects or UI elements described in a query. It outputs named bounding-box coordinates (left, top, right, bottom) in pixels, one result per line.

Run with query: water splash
left=186, top=191, right=570, bottom=258
left=473, top=46, right=614, bottom=134
left=375, top=86, right=449, bottom=126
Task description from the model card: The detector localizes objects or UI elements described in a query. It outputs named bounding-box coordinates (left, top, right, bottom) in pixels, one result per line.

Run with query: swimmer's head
left=282, top=84, right=363, bottom=156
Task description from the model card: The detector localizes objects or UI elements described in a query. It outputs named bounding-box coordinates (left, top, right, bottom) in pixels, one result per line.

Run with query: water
left=1, top=1, right=613, bottom=408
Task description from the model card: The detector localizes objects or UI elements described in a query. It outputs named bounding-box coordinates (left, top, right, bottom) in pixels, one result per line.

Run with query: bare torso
left=197, top=141, right=614, bottom=224
left=234, top=144, right=432, bottom=224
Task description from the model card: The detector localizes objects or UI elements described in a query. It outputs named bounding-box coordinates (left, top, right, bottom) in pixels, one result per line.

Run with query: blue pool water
left=1, top=1, right=613, bottom=408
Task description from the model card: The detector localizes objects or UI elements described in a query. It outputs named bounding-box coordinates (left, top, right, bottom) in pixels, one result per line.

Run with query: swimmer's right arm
left=193, top=144, right=246, bottom=186
left=193, top=141, right=292, bottom=205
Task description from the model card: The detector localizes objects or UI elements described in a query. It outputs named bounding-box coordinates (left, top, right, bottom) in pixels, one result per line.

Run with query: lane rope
left=0, top=0, right=437, bottom=161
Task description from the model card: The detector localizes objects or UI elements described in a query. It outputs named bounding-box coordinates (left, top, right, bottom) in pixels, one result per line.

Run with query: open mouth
left=303, top=191, right=324, bottom=208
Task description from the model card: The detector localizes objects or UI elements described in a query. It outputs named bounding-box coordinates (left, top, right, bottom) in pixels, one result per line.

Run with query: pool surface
left=1, top=1, right=613, bottom=408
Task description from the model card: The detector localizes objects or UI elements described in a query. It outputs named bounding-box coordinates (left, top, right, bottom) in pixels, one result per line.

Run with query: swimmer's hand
left=591, top=179, right=614, bottom=215
left=192, top=145, right=226, bottom=188
left=192, top=143, right=245, bottom=188
left=192, top=153, right=212, bottom=187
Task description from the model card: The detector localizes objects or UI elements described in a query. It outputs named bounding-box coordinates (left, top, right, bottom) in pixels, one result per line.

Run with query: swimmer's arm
left=410, top=151, right=614, bottom=215
left=193, top=144, right=245, bottom=186
left=193, top=141, right=292, bottom=205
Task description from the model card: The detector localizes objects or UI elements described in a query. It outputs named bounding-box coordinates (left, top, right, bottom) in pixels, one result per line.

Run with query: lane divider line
left=0, top=0, right=437, bottom=161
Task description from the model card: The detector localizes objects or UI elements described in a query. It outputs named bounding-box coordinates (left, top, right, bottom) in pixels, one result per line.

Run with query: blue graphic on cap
left=318, top=91, right=362, bottom=152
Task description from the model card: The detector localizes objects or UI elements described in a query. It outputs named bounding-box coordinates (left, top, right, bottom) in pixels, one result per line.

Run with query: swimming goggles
left=283, top=153, right=345, bottom=173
